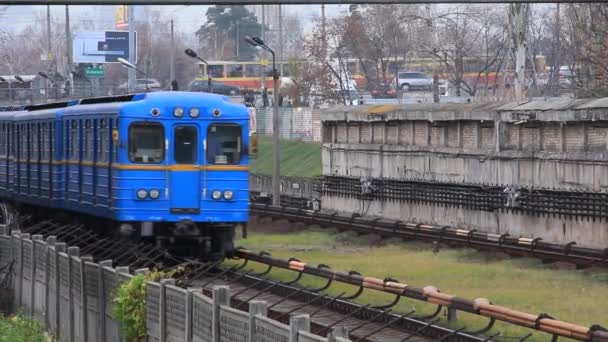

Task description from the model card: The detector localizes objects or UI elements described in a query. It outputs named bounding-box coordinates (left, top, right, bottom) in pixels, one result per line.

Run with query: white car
left=396, top=72, right=433, bottom=91
left=118, top=79, right=162, bottom=92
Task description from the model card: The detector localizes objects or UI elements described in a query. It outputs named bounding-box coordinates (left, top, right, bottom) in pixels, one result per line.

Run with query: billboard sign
left=115, top=5, right=128, bottom=29
left=72, top=31, right=137, bottom=64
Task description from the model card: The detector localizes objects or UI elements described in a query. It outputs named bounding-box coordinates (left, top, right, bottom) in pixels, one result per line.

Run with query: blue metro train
left=0, top=91, right=253, bottom=259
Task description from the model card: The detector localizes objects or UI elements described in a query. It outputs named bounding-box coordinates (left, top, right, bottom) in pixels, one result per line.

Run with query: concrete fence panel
left=253, top=315, right=290, bottom=342
left=58, top=251, right=71, bottom=341
left=146, top=281, right=161, bottom=342
left=84, top=261, right=101, bottom=342
left=165, top=284, right=189, bottom=342
left=192, top=291, right=214, bottom=342
left=33, top=238, right=46, bottom=322
left=71, top=255, right=85, bottom=342
left=1, top=233, right=352, bottom=342
left=21, top=237, right=33, bottom=315
left=219, top=304, right=250, bottom=342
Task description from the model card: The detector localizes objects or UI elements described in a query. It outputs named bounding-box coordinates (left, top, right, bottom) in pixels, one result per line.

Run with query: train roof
left=1, top=91, right=249, bottom=121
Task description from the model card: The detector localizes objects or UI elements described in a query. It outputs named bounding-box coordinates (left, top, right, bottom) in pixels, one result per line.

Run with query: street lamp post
left=244, top=36, right=280, bottom=207
left=117, top=58, right=150, bottom=92
left=184, top=48, right=213, bottom=94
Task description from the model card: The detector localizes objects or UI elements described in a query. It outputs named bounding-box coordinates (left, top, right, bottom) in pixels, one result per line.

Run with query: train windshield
left=128, top=122, right=164, bottom=163
left=207, top=124, right=241, bottom=165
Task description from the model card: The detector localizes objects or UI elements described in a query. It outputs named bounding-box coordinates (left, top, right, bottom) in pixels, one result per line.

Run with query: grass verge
left=232, top=220, right=608, bottom=341
left=251, top=136, right=322, bottom=177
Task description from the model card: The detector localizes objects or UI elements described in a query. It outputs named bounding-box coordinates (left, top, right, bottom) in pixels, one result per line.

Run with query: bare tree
left=432, top=6, right=509, bottom=96
left=304, top=17, right=353, bottom=105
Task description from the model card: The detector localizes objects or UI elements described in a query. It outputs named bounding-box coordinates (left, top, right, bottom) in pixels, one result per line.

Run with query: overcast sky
left=2, top=4, right=349, bottom=36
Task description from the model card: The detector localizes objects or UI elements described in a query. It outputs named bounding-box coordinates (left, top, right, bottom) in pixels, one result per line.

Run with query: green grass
left=0, top=314, right=47, bottom=342
left=232, top=224, right=608, bottom=341
left=251, top=136, right=321, bottom=177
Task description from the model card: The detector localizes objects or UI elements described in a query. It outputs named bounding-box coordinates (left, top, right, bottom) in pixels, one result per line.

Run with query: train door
left=169, top=125, right=200, bottom=213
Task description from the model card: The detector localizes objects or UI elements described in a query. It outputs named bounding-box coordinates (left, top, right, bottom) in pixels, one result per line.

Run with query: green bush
left=113, top=268, right=182, bottom=342
left=0, top=314, right=47, bottom=342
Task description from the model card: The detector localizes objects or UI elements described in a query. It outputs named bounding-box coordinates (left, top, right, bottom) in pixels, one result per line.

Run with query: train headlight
left=149, top=189, right=160, bottom=199
left=211, top=190, right=222, bottom=200
left=173, top=107, right=184, bottom=118
left=136, top=189, right=148, bottom=199
left=223, top=190, right=234, bottom=200
left=189, top=107, right=200, bottom=118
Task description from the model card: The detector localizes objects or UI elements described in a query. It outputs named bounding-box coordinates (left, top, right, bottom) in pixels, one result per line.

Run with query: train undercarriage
left=0, top=201, right=239, bottom=261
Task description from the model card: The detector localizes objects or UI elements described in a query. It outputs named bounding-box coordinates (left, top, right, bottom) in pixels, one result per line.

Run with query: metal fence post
left=159, top=279, right=176, bottom=342
left=212, top=286, right=230, bottom=342
left=66, top=246, right=80, bottom=342
left=80, top=256, right=93, bottom=342
left=289, top=314, right=310, bottom=342
left=97, top=260, right=112, bottom=342
left=44, top=236, right=56, bottom=330
left=248, top=300, right=268, bottom=342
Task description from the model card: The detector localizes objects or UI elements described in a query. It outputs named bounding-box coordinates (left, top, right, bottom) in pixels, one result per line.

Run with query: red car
left=371, top=83, right=398, bottom=98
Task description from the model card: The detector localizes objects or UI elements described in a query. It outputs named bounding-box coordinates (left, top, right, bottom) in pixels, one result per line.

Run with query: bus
left=196, top=56, right=521, bottom=92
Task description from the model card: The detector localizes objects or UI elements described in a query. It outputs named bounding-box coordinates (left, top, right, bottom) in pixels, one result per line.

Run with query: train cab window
left=174, top=126, right=197, bottom=164
left=128, top=122, right=164, bottom=163
left=207, top=124, right=241, bottom=165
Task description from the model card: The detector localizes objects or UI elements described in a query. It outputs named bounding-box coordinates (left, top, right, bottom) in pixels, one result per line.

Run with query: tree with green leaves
left=196, top=5, right=263, bottom=60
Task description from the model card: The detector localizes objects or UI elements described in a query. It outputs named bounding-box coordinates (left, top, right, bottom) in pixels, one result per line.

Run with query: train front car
left=115, top=92, right=250, bottom=260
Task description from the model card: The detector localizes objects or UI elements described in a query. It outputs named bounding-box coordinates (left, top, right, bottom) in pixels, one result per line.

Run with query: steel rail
left=234, top=248, right=608, bottom=342
left=250, top=203, right=608, bottom=268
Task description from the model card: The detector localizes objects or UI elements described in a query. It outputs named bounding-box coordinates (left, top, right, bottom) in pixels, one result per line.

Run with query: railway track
left=5, top=217, right=484, bottom=342
left=250, top=203, right=608, bottom=269
left=5, top=216, right=608, bottom=342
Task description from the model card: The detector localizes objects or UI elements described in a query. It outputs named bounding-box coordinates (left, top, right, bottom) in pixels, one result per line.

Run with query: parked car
left=370, top=82, right=398, bottom=98
left=396, top=72, right=433, bottom=91
left=118, top=79, right=162, bottom=92
left=189, top=79, right=241, bottom=96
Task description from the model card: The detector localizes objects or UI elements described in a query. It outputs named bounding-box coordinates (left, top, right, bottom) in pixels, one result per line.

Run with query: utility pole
left=128, top=5, right=136, bottom=92
left=261, top=5, right=266, bottom=42
left=509, top=3, right=529, bottom=102
left=46, top=5, right=52, bottom=64
left=170, top=19, right=175, bottom=84
left=65, top=5, right=73, bottom=96
left=261, top=5, right=267, bottom=89
left=321, top=4, right=326, bottom=57
left=278, top=5, right=283, bottom=61
left=426, top=5, right=440, bottom=103
left=551, top=3, right=560, bottom=94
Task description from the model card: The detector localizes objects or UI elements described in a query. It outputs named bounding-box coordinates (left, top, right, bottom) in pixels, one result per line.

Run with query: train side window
left=0, top=123, right=4, bottom=156
left=84, top=120, right=93, bottom=161
left=128, top=122, right=164, bottom=163
left=71, top=121, right=78, bottom=160
left=99, top=119, right=106, bottom=162
left=206, top=124, right=242, bottom=165
left=113, top=119, right=119, bottom=162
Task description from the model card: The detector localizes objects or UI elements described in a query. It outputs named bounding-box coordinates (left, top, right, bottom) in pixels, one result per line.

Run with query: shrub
left=112, top=267, right=183, bottom=342
left=0, top=314, right=47, bottom=342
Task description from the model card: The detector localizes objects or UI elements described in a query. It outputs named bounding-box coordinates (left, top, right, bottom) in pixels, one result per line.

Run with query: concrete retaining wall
left=320, top=99, right=608, bottom=247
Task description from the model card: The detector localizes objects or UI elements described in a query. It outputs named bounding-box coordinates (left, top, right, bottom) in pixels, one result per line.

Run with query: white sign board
left=73, top=31, right=137, bottom=64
